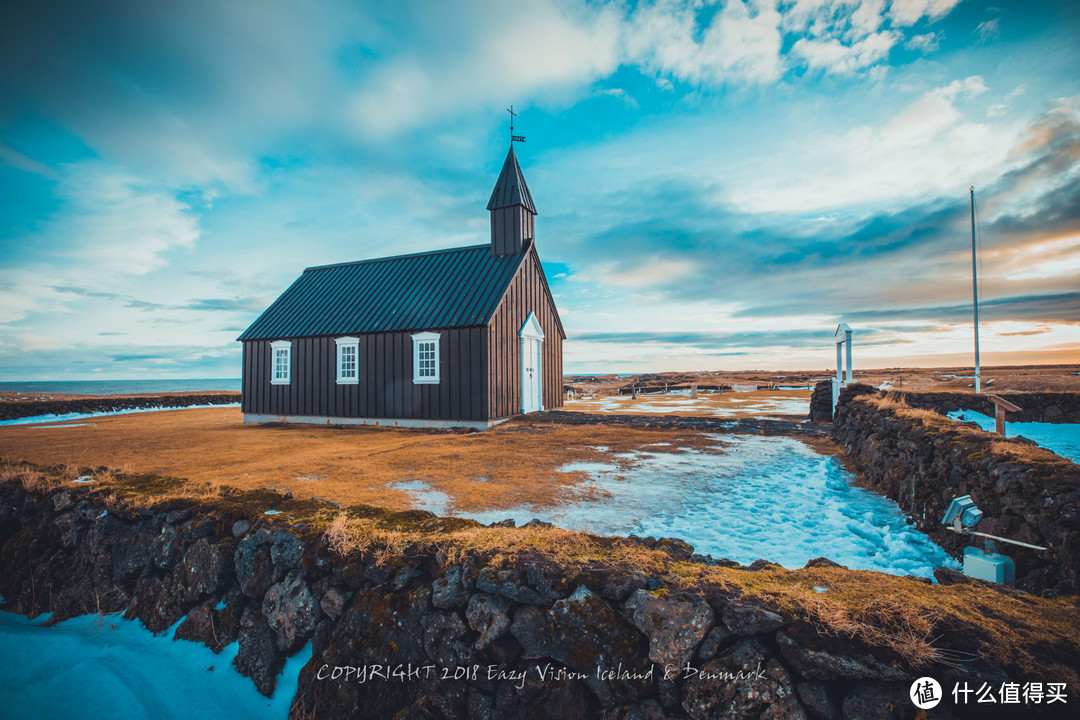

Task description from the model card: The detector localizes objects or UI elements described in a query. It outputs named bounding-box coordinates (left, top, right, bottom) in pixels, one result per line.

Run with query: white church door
left=519, top=312, right=545, bottom=414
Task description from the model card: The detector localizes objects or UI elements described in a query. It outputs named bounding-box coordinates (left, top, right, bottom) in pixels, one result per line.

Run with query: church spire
left=487, top=146, right=536, bottom=255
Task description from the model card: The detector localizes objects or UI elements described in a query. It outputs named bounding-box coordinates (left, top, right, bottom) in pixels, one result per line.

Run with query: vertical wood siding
left=241, top=327, right=488, bottom=421
left=485, top=247, right=565, bottom=419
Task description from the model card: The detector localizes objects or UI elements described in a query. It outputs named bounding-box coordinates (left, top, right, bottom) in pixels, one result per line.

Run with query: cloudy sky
left=1, top=0, right=1078, bottom=379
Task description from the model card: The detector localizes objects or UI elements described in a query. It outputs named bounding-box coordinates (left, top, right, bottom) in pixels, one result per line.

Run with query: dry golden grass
left=990, top=439, right=1072, bottom=465
left=0, top=408, right=732, bottom=514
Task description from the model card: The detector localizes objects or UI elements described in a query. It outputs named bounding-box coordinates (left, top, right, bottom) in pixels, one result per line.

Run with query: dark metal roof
left=486, top=147, right=537, bottom=214
left=238, top=244, right=526, bottom=341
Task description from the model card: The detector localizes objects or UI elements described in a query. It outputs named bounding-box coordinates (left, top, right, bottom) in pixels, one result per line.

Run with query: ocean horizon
left=0, top=379, right=241, bottom=396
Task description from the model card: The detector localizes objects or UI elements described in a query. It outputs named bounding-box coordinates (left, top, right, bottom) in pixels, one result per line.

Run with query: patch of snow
left=74, top=475, right=94, bottom=483
left=263, top=510, right=282, bottom=516
left=813, top=586, right=829, bottom=594
left=0, top=404, right=241, bottom=426
left=946, top=410, right=1080, bottom=463
left=0, top=610, right=307, bottom=719
left=32, top=423, right=96, bottom=429
left=430, top=435, right=957, bottom=579
left=877, top=382, right=893, bottom=390
left=392, top=480, right=451, bottom=516
left=589, top=446, right=610, bottom=452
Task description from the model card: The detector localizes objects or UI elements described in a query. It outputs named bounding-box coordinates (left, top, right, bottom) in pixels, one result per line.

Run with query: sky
left=1, top=0, right=1078, bottom=379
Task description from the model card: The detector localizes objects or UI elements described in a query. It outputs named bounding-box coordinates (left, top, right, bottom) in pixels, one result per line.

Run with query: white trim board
left=243, top=413, right=508, bottom=431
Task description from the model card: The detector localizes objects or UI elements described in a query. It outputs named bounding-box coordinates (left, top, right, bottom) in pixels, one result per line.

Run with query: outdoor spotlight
left=942, top=495, right=983, bottom=531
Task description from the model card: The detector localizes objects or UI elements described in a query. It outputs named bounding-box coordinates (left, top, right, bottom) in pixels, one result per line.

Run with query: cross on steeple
left=507, top=105, right=525, bottom=146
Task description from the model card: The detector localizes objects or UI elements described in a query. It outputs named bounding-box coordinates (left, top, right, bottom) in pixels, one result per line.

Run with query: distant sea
left=0, top=379, right=240, bottom=396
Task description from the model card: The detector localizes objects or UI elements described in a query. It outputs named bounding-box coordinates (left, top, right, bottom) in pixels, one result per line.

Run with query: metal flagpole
left=970, top=186, right=980, bottom=393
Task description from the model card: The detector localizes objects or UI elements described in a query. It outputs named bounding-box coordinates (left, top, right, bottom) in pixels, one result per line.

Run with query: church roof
left=486, top=146, right=537, bottom=214
left=238, top=244, right=525, bottom=341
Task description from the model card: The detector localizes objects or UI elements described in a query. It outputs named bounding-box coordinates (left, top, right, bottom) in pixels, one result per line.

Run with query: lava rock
left=624, top=590, right=714, bottom=670
left=680, top=637, right=805, bottom=720
left=696, top=625, right=733, bottom=661
left=421, top=610, right=471, bottom=667
left=233, top=605, right=285, bottom=697
left=776, top=627, right=909, bottom=682
left=795, top=681, right=838, bottom=720
left=510, top=585, right=648, bottom=707
left=466, top=592, right=512, bottom=650
left=840, top=682, right=914, bottom=720
left=234, top=532, right=275, bottom=600
left=320, top=586, right=347, bottom=620
left=262, top=569, right=319, bottom=653
left=721, top=603, right=785, bottom=636
left=433, top=565, right=469, bottom=609
left=180, top=537, right=235, bottom=597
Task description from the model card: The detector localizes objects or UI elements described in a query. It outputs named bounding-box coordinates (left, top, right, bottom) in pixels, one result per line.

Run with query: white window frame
left=411, top=331, right=441, bottom=384
left=270, top=340, right=291, bottom=385
left=335, top=336, right=360, bottom=385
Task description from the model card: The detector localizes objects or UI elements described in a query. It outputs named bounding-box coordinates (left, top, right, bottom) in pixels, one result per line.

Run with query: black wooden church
left=237, top=146, right=564, bottom=429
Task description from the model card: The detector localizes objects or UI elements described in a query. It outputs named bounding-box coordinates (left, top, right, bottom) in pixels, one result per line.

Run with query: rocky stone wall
left=892, top=391, right=1080, bottom=423
left=808, top=385, right=1080, bottom=425
left=808, top=380, right=834, bottom=423
left=0, top=393, right=241, bottom=422
left=832, top=386, right=1080, bottom=596
left=0, top=477, right=1042, bottom=720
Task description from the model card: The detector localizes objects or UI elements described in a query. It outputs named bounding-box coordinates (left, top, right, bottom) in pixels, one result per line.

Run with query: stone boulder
left=466, top=592, right=513, bottom=650
left=262, top=569, right=319, bottom=653
left=510, top=585, right=650, bottom=707
left=680, top=638, right=805, bottom=720
left=721, top=603, right=785, bottom=636
left=624, top=590, right=714, bottom=670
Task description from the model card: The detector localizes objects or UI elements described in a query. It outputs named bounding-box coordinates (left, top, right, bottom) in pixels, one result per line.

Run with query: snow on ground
left=0, top=611, right=308, bottom=719
left=947, top=410, right=1080, bottom=464
left=395, top=435, right=958, bottom=579
left=0, top=404, right=241, bottom=426
left=566, top=390, right=809, bottom=418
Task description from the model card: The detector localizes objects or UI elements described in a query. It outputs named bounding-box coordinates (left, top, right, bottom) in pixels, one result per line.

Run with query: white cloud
left=905, top=32, right=939, bottom=53
left=791, top=28, right=897, bottom=74
left=52, top=163, right=200, bottom=275
left=350, top=0, right=622, bottom=137
left=889, top=0, right=962, bottom=28
left=626, top=0, right=784, bottom=85
left=0, top=161, right=200, bottom=324
left=976, top=18, right=1001, bottom=44
left=727, top=75, right=1018, bottom=213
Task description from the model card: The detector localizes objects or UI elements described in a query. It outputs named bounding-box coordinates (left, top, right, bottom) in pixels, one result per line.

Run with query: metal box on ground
left=963, top=546, right=1015, bottom=586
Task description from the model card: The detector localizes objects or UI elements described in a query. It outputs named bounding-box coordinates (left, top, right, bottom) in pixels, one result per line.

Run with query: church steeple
left=487, top=146, right=536, bottom=256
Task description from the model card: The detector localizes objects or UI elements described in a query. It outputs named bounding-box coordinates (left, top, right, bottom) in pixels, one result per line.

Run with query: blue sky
left=1, top=0, right=1078, bottom=379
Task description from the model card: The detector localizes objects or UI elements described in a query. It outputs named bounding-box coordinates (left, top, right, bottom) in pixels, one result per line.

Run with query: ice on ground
left=947, top=410, right=1080, bottom=464
left=407, top=435, right=957, bottom=579
left=393, top=480, right=452, bottom=516
left=263, top=510, right=282, bottom=515
left=0, top=610, right=308, bottom=719
left=0, top=403, right=241, bottom=426
left=568, top=392, right=809, bottom=418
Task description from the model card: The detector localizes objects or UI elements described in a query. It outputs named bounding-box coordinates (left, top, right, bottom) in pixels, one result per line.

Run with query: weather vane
left=508, top=105, right=525, bottom=145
